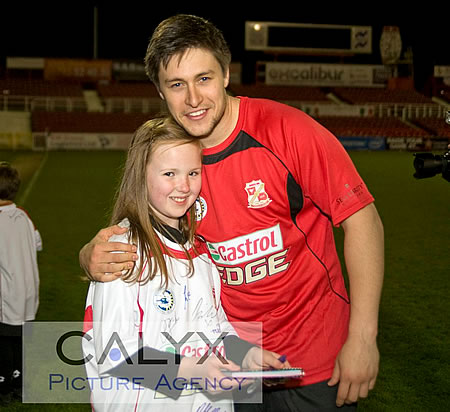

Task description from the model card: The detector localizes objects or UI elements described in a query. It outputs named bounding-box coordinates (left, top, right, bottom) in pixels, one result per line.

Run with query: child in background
left=82, top=117, right=286, bottom=411
left=0, top=162, right=42, bottom=400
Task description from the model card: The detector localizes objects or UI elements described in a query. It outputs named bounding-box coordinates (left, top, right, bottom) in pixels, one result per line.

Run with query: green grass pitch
left=0, top=149, right=449, bottom=411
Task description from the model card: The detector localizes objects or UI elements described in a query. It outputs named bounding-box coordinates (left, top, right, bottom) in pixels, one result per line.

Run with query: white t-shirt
left=83, top=219, right=235, bottom=411
left=0, top=203, right=42, bottom=325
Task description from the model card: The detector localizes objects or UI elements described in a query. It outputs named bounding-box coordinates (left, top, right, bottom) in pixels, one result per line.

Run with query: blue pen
left=278, top=354, right=287, bottom=363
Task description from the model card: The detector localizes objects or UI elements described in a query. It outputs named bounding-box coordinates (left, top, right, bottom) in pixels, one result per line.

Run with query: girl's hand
left=178, top=354, right=245, bottom=394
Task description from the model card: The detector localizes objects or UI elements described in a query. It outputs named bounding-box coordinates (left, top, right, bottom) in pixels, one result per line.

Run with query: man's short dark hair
left=0, top=162, right=20, bottom=200
left=144, top=14, right=231, bottom=87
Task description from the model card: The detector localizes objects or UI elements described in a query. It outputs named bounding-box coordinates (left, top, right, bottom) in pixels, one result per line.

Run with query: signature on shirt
left=197, top=402, right=224, bottom=412
left=192, top=298, right=217, bottom=327
left=184, top=285, right=191, bottom=310
left=160, top=313, right=180, bottom=336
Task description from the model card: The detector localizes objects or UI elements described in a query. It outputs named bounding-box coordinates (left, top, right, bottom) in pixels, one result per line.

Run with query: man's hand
left=328, top=335, right=379, bottom=407
left=79, top=225, right=138, bottom=282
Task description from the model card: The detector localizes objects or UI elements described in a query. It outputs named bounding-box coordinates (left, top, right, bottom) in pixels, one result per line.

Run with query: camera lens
left=413, top=153, right=444, bottom=179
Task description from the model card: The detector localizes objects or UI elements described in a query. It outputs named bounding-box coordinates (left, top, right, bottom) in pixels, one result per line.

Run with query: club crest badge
left=195, top=196, right=207, bottom=221
left=245, top=180, right=272, bottom=209
left=153, top=290, right=175, bottom=313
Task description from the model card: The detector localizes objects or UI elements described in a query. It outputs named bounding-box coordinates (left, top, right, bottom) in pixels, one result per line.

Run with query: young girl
left=82, top=117, right=285, bottom=411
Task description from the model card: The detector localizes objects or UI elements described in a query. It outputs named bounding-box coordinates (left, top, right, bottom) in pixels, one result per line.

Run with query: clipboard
left=222, top=368, right=304, bottom=379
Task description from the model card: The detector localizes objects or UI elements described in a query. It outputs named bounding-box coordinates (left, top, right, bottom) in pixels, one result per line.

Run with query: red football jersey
left=196, top=97, right=374, bottom=386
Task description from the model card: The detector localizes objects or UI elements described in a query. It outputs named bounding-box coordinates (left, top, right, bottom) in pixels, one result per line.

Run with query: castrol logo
left=207, top=224, right=283, bottom=265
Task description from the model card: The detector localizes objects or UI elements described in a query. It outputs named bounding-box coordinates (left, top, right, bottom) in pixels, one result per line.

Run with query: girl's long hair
left=110, top=116, right=201, bottom=287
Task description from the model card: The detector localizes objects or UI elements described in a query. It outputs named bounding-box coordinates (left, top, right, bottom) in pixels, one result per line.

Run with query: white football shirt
left=0, top=203, right=42, bottom=325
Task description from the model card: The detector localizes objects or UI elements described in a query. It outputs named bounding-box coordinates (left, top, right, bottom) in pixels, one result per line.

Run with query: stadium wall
left=0, top=111, right=32, bottom=149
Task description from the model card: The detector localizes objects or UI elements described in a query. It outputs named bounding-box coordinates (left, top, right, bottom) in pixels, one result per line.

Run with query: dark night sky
left=1, top=4, right=447, bottom=89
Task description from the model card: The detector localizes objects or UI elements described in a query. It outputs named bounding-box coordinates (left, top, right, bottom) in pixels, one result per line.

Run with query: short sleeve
left=285, top=112, right=374, bottom=226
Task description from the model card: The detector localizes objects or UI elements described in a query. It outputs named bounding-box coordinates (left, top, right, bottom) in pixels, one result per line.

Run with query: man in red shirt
left=80, top=14, right=384, bottom=411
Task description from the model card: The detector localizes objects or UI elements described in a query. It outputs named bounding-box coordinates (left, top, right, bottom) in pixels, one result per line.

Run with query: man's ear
left=224, top=67, right=230, bottom=89
left=157, top=87, right=165, bottom=100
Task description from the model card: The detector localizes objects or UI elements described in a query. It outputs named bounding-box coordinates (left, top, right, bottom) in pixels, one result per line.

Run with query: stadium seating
left=96, top=82, right=159, bottom=98
left=2, top=75, right=446, bottom=142
left=317, top=116, right=431, bottom=138
left=331, top=87, right=434, bottom=104
left=228, top=84, right=330, bottom=103
left=0, top=78, right=84, bottom=97
left=411, top=117, right=450, bottom=138
left=31, top=111, right=153, bottom=133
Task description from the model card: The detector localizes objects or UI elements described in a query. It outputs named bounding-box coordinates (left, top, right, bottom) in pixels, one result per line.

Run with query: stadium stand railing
left=96, top=82, right=164, bottom=113
left=329, top=87, right=447, bottom=119
left=0, top=78, right=87, bottom=112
